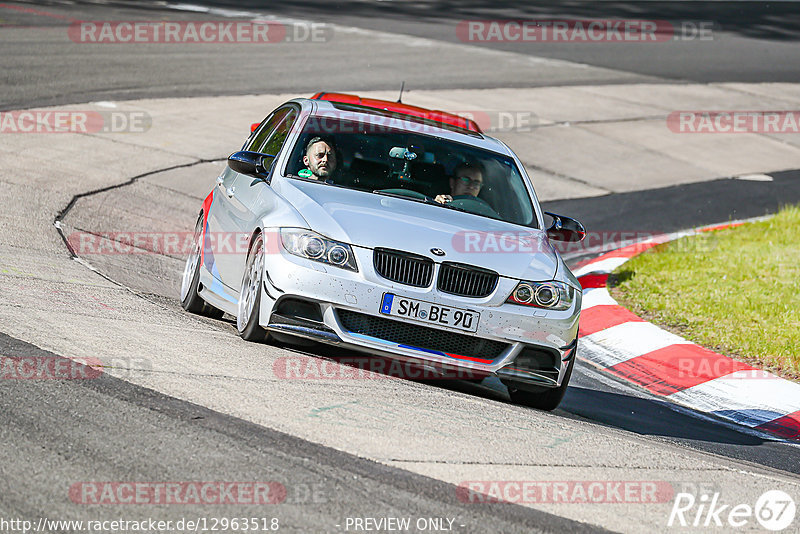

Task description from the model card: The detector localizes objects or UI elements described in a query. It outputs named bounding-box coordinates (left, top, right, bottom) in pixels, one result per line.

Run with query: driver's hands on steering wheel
left=434, top=194, right=452, bottom=204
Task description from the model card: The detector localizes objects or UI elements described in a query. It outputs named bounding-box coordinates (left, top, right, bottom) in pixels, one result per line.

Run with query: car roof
left=311, top=92, right=482, bottom=133
left=295, top=94, right=514, bottom=157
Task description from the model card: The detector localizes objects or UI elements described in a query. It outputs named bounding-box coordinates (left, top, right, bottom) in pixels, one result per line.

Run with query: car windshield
left=284, top=115, right=538, bottom=228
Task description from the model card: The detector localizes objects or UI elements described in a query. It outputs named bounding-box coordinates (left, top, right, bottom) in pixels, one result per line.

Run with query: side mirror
left=227, top=151, right=275, bottom=181
left=545, top=212, right=586, bottom=242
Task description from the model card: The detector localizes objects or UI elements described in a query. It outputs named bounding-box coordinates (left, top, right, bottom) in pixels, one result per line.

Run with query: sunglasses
left=457, top=176, right=483, bottom=187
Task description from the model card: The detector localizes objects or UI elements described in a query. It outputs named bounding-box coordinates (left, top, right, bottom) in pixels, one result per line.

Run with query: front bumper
left=261, top=242, right=580, bottom=388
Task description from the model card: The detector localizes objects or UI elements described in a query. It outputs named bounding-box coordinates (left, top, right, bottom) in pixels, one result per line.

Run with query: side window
left=261, top=108, right=299, bottom=156
left=244, top=108, right=290, bottom=152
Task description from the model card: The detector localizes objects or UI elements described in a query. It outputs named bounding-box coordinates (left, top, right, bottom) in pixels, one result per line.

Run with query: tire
left=508, top=354, right=575, bottom=411
left=180, top=213, right=224, bottom=319
left=236, top=232, right=271, bottom=342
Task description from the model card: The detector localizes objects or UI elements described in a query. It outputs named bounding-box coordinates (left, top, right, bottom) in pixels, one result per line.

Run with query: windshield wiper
left=371, top=190, right=436, bottom=204
left=436, top=202, right=470, bottom=214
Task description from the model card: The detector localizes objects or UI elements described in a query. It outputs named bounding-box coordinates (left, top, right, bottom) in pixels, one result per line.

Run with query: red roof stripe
left=311, top=92, right=482, bottom=133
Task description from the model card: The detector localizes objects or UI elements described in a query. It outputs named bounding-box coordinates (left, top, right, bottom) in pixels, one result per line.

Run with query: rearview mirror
left=545, top=212, right=586, bottom=242
left=227, top=151, right=275, bottom=181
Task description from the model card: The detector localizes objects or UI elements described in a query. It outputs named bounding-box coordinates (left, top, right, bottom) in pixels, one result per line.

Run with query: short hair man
left=435, top=161, right=484, bottom=204
left=301, top=136, right=337, bottom=180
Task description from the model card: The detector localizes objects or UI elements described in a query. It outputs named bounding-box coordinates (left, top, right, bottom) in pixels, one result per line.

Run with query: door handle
left=226, top=186, right=236, bottom=198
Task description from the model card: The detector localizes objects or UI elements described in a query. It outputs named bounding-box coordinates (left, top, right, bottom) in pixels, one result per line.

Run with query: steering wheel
left=449, top=196, right=500, bottom=218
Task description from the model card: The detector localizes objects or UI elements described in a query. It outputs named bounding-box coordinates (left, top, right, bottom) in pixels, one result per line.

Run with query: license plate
left=379, top=293, right=479, bottom=333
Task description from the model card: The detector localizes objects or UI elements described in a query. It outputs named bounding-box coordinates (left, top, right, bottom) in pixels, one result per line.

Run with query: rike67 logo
left=668, top=490, right=796, bottom=531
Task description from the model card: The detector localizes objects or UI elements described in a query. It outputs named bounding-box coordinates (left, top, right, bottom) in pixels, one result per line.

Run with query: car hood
left=276, top=178, right=559, bottom=280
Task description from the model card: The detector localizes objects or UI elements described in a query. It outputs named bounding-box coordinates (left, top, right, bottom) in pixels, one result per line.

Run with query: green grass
left=610, top=205, right=800, bottom=378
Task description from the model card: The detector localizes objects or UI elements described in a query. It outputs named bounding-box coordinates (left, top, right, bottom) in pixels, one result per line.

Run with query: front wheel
left=180, top=214, right=223, bottom=319
left=237, top=232, right=271, bottom=342
left=508, top=355, right=575, bottom=411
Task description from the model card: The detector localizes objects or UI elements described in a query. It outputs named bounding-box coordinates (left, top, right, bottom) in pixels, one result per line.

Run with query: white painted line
left=668, top=372, right=800, bottom=428
left=582, top=322, right=693, bottom=367
left=735, top=173, right=773, bottom=182
left=166, top=2, right=615, bottom=73
left=168, top=3, right=264, bottom=18
left=579, top=336, right=634, bottom=369
left=573, top=256, right=630, bottom=277
left=581, top=288, right=617, bottom=310
left=168, top=3, right=210, bottom=12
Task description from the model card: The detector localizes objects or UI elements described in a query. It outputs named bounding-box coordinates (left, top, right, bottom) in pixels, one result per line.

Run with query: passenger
left=300, top=136, right=337, bottom=181
left=434, top=161, right=484, bottom=204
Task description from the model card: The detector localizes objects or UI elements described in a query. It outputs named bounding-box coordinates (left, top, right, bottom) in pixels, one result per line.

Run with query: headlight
left=280, top=229, right=358, bottom=272
left=507, top=280, right=576, bottom=311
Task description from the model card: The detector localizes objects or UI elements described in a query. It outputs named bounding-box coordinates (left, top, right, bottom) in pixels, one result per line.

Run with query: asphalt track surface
left=3, top=0, right=800, bottom=110
left=0, top=332, right=599, bottom=533
left=1, top=1, right=800, bottom=532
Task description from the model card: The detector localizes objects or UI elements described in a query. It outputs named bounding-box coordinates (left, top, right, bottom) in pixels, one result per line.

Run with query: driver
left=434, top=161, right=484, bottom=204
left=300, top=136, right=337, bottom=181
